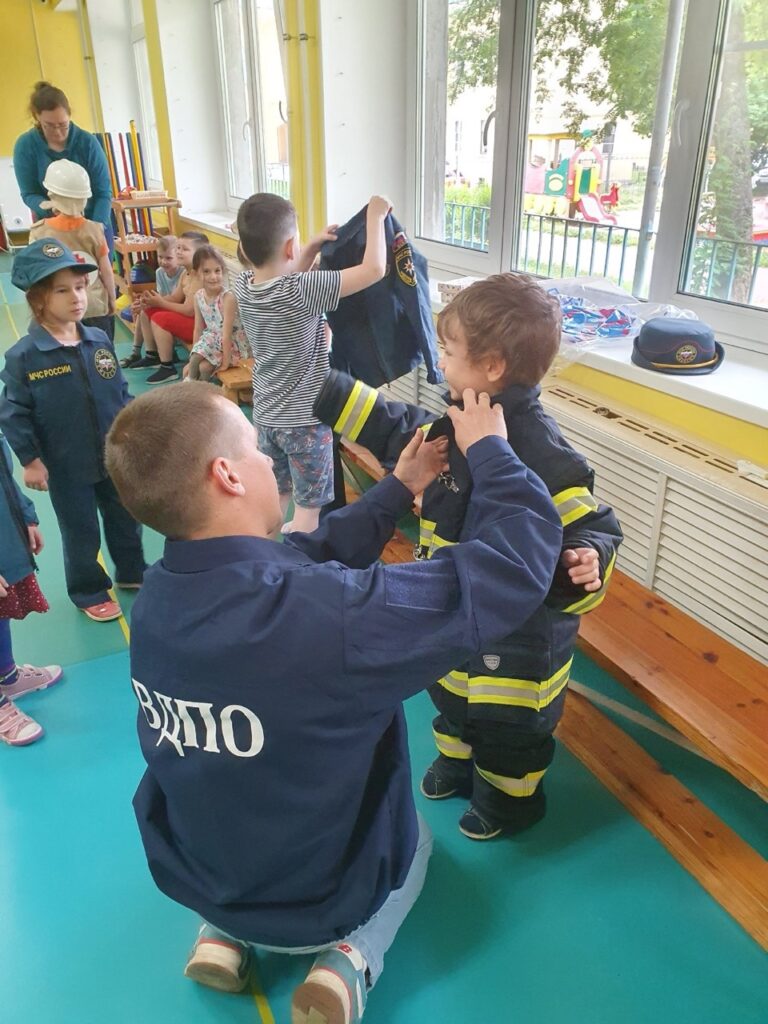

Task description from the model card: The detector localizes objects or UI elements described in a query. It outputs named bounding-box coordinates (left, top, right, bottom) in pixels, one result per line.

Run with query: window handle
left=242, top=119, right=252, bottom=141
left=672, top=99, right=690, bottom=148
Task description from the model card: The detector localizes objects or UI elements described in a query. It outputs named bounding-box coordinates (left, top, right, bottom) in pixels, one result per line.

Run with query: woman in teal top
left=12, top=81, right=112, bottom=231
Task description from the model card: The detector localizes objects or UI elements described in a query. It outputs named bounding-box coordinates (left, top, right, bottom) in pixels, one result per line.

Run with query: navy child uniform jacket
left=315, top=371, right=623, bottom=733
left=129, top=437, right=562, bottom=946
left=320, top=208, right=442, bottom=386
left=0, top=434, right=39, bottom=586
left=0, top=324, right=130, bottom=483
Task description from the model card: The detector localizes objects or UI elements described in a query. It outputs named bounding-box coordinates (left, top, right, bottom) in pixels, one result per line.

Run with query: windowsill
left=180, top=210, right=238, bottom=240
left=428, top=282, right=768, bottom=431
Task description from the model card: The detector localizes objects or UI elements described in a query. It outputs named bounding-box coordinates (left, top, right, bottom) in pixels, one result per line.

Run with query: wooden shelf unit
left=112, top=196, right=182, bottom=331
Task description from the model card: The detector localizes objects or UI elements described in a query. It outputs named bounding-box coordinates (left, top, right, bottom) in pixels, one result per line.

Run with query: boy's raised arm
left=338, top=196, right=390, bottom=298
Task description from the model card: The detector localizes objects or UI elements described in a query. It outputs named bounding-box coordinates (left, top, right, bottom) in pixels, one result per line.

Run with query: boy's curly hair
left=437, top=273, right=561, bottom=387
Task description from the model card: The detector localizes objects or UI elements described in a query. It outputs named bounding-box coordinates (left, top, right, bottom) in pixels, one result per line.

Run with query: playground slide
left=578, top=192, right=618, bottom=225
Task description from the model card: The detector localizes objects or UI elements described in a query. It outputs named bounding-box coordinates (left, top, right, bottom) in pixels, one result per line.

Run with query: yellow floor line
left=96, top=551, right=131, bottom=645
left=251, top=971, right=277, bottom=1024
left=3, top=302, right=19, bottom=341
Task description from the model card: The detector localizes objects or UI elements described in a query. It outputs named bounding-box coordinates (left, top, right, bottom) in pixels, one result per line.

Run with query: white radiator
left=381, top=368, right=768, bottom=666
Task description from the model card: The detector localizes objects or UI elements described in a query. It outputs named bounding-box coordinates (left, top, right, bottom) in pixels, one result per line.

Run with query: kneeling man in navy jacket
left=105, top=382, right=562, bottom=1024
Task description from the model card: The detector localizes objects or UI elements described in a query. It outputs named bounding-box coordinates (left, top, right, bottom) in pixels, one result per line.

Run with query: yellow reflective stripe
left=347, top=388, right=378, bottom=441
left=467, top=658, right=572, bottom=710
left=333, top=380, right=378, bottom=438
left=476, top=766, right=546, bottom=797
left=419, top=517, right=436, bottom=549
left=436, top=669, right=469, bottom=697
left=430, top=533, right=455, bottom=550
left=433, top=729, right=473, bottom=760
left=563, top=552, right=617, bottom=614
left=552, top=485, right=599, bottom=527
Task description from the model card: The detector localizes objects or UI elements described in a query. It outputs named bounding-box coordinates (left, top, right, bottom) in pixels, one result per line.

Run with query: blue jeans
left=203, top=813, right=433, bottom=987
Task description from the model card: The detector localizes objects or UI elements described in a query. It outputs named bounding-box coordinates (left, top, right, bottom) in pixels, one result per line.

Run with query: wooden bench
left=216, top=358, right=254, bottom=404
left=338, top=437, right=768, bottom=948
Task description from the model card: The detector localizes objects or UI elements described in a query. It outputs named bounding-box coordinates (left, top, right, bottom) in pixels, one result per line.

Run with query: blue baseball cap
left=631, top=317, right=724, bottom=375
left=11, top=238, right=98, bottom=291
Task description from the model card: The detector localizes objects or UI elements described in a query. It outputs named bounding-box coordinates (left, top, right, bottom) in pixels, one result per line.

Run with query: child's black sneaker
left=458, top=805, right=504, bottom=840
left=419, top=755, right=473, bottom=800
left=130, top=354, right=160, bottom=369
left=146, top=364, right=179, bottom=385
left=120, top=352, right=144, bottom=369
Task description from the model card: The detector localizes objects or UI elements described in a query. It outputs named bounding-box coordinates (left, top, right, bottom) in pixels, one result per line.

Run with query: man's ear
left=210, top=456, right=245, bottom=497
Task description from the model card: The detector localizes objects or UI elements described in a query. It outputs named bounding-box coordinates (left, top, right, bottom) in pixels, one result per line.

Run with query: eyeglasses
left=39, top=120, right=70, bottom=132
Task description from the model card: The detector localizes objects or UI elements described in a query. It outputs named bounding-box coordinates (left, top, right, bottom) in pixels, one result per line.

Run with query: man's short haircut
left=157, top=234, right=177, bottom=254
left=236, top=193, right=297, bottom=267
left=437, top=273, right=562, bottom=387
left=105, top=383, right=248, bottom=540
left=180, top=230, right=209, bottom=245
left=192, top=244, right=225, bottom=273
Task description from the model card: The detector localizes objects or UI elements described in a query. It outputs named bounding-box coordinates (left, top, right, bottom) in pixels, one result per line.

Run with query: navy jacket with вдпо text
left=320, top=207, right=442, bottom=387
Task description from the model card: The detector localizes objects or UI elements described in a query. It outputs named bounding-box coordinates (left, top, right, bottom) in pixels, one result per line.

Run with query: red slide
left=577, top=192, right=618, bottom=225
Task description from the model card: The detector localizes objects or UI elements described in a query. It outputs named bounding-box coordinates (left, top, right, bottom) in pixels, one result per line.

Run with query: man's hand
left=27, top=525, right=44, bottom=554
left=23, top=459, right=49, bottom=492
left=393, top=432, right=449, bottom=496
left=0, top=574, right=8, bottom=599
left=561, top=547, right=602, bottom=592
left=447, top=390, right=507, bottom=456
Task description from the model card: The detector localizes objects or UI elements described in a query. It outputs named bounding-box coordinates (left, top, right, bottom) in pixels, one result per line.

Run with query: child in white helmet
left=29, top=159, right=117, bottom=339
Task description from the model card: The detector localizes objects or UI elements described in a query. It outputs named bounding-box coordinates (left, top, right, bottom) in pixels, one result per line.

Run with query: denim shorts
left=256, top=422, right=334, bottom=508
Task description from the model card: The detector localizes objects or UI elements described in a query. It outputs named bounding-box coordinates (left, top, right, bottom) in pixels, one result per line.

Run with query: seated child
left=315, top=272, right=623, bottom=839
left=235, top=192, right=391, bottom=534
left=121, top=234, right=183, bottom=368
left=133, top=231, right=209, bottom=385
left=186, top=245, right=249, bottom=380
left=28, top=159, right=116, bottom=340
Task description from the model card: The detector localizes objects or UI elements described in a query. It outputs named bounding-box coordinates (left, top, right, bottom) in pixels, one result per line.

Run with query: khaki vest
left=29, top=216, right=110, bottom=318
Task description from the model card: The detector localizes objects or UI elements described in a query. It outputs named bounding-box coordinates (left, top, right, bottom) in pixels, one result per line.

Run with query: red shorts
left=145, top=307, right=195, bottom=344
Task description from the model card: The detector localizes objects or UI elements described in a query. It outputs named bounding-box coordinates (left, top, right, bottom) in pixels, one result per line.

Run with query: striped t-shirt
left=235, top=270, right=342, bottom=427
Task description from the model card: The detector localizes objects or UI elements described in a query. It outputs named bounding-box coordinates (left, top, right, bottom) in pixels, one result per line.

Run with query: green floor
left=0, top=254, right=766, bottom=1023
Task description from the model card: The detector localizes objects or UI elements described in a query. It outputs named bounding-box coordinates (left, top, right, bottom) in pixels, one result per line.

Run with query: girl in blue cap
left=0, top=239, right=146, bottom=623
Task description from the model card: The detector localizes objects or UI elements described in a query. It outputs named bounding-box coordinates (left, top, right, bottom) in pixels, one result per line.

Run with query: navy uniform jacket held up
left=0, top=324, right=130, bottom=484
left=129, top=437, right=562, bottom=946
left=315, top=370, right=623, bottom=731
left=320, top=208, right=442, bottom=387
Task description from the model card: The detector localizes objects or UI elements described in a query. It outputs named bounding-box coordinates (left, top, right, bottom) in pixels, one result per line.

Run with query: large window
left=415, top=0, right=768, bottom=344
left=212, top=0, right=290, bottom=210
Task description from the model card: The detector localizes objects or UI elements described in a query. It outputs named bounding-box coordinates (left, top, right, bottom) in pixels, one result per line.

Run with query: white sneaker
left=292, top=944, right=368, bottom=1024
left=0, top=700, right=44, bottom=746
left=184, top=928, right=250, bottom=993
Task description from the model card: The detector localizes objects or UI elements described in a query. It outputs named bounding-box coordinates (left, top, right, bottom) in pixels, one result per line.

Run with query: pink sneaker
left=81, top=601, right=122, bottom=622
left=0, top=700, right=44, bottom=746
left=2, top=664, right=63, bottom=700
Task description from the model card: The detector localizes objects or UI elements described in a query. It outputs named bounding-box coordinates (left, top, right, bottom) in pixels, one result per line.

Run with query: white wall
left=87, top=0, right=138, bottom=134
left=319, top=0, right=411, bottom=230
left=155, top=0, right=225, bottom=215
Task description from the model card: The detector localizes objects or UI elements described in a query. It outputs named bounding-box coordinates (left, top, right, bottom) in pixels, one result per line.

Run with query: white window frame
left=410, top=0, right=768, bottom=355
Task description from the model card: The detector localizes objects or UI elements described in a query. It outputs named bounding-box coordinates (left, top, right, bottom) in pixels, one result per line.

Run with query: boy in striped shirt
left=235, top=193, right=390, bottom=534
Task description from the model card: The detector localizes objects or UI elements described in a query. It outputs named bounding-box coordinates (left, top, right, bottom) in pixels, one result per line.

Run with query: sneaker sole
left=292, top=977, right=351, bottom=1024
left=184, top=961, right=249, bottom=994
left=3, top=667, right=63, bottom=700
left=458, top=823, right=503, bottom=841
left=81, top=608, right=123, bottom=622
left=1, top=724, right=44, bottom=746
left=145, top=376, right=179, bottom=386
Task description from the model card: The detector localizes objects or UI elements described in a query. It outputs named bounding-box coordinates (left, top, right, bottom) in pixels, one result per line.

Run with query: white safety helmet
left=42, top=160, right=92, bottom=199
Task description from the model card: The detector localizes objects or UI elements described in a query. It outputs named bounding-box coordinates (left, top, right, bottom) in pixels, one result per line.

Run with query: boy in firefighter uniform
left=315, top=273, right=623, bottom=840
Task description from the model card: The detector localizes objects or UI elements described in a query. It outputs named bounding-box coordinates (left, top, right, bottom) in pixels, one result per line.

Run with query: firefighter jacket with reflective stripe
left=320, top=208, right=442, bottom=386
left=314, top=370, right=623, bottom=729
left=130, top=439, right=562, bottom=946
left=0, top=324, right=130, bottom=484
